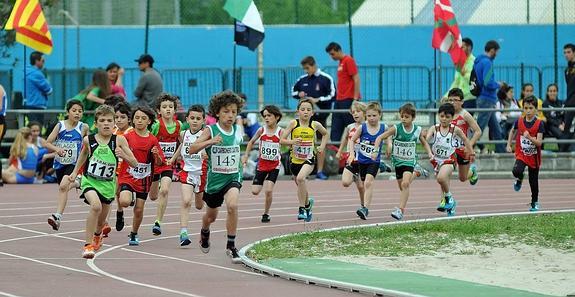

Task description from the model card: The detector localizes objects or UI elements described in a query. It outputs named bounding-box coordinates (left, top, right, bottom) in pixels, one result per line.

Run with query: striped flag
left=432, top=0, right=466, bottom=70
left=4, top=0, right=53, bottom=54
left=224, top=0, right=264, bottom=51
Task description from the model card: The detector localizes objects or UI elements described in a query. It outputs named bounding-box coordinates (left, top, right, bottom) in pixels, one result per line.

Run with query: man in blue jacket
left=474, top=40, right=504, bottom=153
left=25, top=51, right=53, bottom=124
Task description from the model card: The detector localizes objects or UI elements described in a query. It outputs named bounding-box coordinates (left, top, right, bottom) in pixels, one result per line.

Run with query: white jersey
left=181, top=129, right=204, bottom=175
left=431, top=124, right=457, bottom=166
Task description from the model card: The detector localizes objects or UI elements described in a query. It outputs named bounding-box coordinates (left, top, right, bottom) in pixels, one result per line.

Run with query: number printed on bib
left=260, top=141, right=280, bottom=161
left=434, top=145, right=452, bottom=159
left=293, top=142, right=313, bottom=160
left=211, top=145, right=240, bottom=174
left=159, top=142, right=177, bottom=158
left=87, top=159, right=115, bottom=180
left=129, top=163, right=152, bottom=179
left=520, top=135, right=537, bottom=155
left=393, top=140, right=416, bottom=160
left=359, top=142, right=376, bottom=158
left=184, top=144, right=202, bottom=161
left=55, top=141, right=78, bottom=165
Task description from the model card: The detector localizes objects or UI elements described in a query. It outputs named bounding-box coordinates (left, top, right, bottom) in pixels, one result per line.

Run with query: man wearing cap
left=134, top=54, right=163, bottom=107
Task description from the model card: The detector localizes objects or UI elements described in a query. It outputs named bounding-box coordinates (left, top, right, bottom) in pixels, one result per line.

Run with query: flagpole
left=438, top=50, right=442, bottom=99
left=23, top=46, right=27, bottom=101
left=233, top=42, right=237, bottom=92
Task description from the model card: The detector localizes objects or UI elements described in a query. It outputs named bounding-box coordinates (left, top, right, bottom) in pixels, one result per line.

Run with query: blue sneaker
left=414, top=163, right=429, bottom=179
left=513, top=179, right=522, bottom=192
left=316, top=171, right=328, bottom=180
left=152, top=221, right=162, bottom=236
left=529, top=202, right=540, bottom=212
left=180, top=231, right=191, bottom=247
left=128, top=233, right=140, bottom=246
left=444, top=196, right=455, bottom=210
left=356, top=207, right=368, bottom=220
left=305, top=197, right=314, bottom=222
left=469, top=164, right=479, bottom=186
left=297, top=208, right=307, bottom=220
left=446, top=200, right=457, bottom=217
left=379, top=161, right=392, bottom=173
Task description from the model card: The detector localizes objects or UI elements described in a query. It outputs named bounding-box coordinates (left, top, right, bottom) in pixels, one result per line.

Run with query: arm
left=279, top=120, right=299, bottom=146
left=352, top=74, right=361, bottom=100
left=318, top=74, right=335, bottom=102
left=348, top=125, right=363, bottom=164
left=86, top=89, right=106, bottom=105
left=42, top=123, right=65, bottom=154
left=506, top=125, right=516, bottom=153
left=483, top=61, right=499, bottom=91
left=291, top=77, right=305, bottom=99
left=134, top=75, right=147, bottom=99
left=0, top=86, right=4, bottom=111
left=373, top=126, right=395, bottom=149
left=68, top=137, right=90, bottom=181
left=190, top=128, right=220, bottom=154
left=116, top=68, right=125, bottom=87
left=168, top=132, right=186, bottom=165
left=313, top=121, right=329, bottom=154
left=116, top=135, right=138, bottom=167
left=335, top=126, right=350, bottom=160
left=463, top=111, right=482, bottom=147
left=419, top=132, right=434, bottom=159
left=31, top=71, right=53, bottom=95
left=454, top=127, right=475, bottom=162
left=242, top=127, right=263, bottom=165
left=522, top=122, right=544, bottom=148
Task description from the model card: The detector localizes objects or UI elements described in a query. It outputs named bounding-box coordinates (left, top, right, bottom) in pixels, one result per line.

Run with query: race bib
left=260, top=141, right=280, bottom=161
left=55, top=141, right=78, bottom=165
left=159, top=142, right=177, bottom=158
left=434, top=144, right=453, bottom=159
left=359, top=142, right=377, bottom=158
left=183, top=143, right=202, bottom=161
left=211, top=145, right=240, bottom=174
left=293, top=142, right=313, bottom=160
left=129, top=162, right=151, bottom=179
left=393, top=140, right=416, bottom=160
left=520, top=135, right=537, bottom=156
left=452, top=136, right=464, bottom=148
left=86, top=158, right=115, bottom=181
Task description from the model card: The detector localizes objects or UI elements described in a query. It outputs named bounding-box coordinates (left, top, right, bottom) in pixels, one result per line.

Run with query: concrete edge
left=238, top=209, right=575, bottom=297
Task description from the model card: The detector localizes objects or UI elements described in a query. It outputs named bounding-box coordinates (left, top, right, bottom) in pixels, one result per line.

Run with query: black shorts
left=344, top=162, right=360, bottom=175
left=56, top=165, right=75, bottom=184
left=153, top=170, right=173, bottom=182
left=80, top=187, right=113, bottom=205
left=290, top=158, right=315, bottom=177
left=359, top=163, right=379, bottom=181
left=253, top=169, right=280, bottom=185
left=119, top=184, right=148, bottom=200
left=456, top=153, right=470, bottom=165
left=395, top=165, right=414, bottom=180
left=203, top=181, right=242, bottom=209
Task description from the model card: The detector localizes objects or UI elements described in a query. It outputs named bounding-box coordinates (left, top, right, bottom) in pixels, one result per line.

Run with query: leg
left=155, top=176, right=172, bottom=223
left=458, top=163, right=470, bottom=182
left=148, top=180, right=160, bottom=201
left=180, top=184, right=194, bottom=230
left=487, top=111, right=505, bottom=153
left=436, top=165, right=454, bottom=195
left=96, top=203, right=112, bottom=234
left=83, top=192, right=102, bottom=244
left=316, top=151, right=326, bottom=177
left=131, top=198, right=146, bottom=235
left=527, top=166, right=540, bottom=207
left=512, top=159, right=527, bottom=192
left=399, top=171, right=414, bottom=210
left=262, top=180, right=274, bottom=215
left=0, top=117, right=5, bottom=185
left=341, top=168, right=355, bottom=187
left=355, top=178, right=365, bottom=207
left=202, top=206, right=219, bottom=230
left=295, top=164, right=314, bottom=207
left=1, top=169, right=17, bottom=184
left=475, top=99, right=491, bottom=151
left=224, top=187, right=240, bottom=240
left=314, top=104, right=331, bottom=175
left=363, top=174, right=376, bottom=208
left=251, top=184, right=263, bottom=196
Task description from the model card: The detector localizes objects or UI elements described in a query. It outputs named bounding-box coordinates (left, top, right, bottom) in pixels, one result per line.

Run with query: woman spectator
left=106, top=62, right=126, bottom=97
left=28, top=121, right=55, bottom=182
left=73, top=70, right=111, bottom=131
left=542, top=83, right=565, bottom=145
left=1, top=127, right=39, bottom=184
left=496, top=83, right=521, bottom=140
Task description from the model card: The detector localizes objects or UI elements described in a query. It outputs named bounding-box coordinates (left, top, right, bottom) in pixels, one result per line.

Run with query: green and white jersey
left=81, top=134, right=118, bottom=200
left=205, top=123, right=243, bottom=194
left=391, top=123, right=421, bottom=168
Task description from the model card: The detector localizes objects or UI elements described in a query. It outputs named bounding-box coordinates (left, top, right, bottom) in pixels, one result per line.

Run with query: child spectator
left=496, top=83, right=521, bottom=140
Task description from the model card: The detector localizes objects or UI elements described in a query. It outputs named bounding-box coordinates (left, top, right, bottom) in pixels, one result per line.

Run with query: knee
left=251, top=189, right=260, bottom=196
left=227, top=203, right=238, bottom=215
left=296, top=175, right=306, bottom=185
left=342, top=180, right=352, bottom=187
left=90, top=203, right=102, bottom=213
left=133, top=206, right=144, bottom=217
left=458, top=175, right=467, bottom=182
left=159, top=187, right=169, bottom=198
left=364, top=179, right=373, bottom=188
left=401, top=181, right=410, bottom=190
left=264, top=189, right=273, bottom=198
left=182, top=199, right=192, bottom=209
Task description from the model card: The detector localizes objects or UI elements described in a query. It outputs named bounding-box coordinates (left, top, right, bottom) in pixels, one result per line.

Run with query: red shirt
left=118, top=131, right=163, bottom=193
left=451, top=112, right=469, bottom=157
left=336, top=55, right=359, bottom=100
left=515, top=117, right=542, bottom=169
left=257, top=126, right=282, bottom=172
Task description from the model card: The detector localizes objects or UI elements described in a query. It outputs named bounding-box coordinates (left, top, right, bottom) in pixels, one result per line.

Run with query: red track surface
left=0, top=179, right=573, bottom=297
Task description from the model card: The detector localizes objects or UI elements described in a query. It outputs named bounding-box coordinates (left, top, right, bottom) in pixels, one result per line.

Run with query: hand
left=559, top=123, right=565, bottom=131
left=241, top=155, right=248, bottom=166
left=298, top=91, right=306, bottom=98
left=166, top=159, right=173, bottom=166
left=307, top=97, right=319, bottom=104
left=68, top=173, right=77, bottom=183
left=335, top=151, right=342, bottom=160
left=292, top=138, right=302, bottom=146
left=118, top=68, right=125, bottom=76
left=386, top=146, right=392, bottom=158
left=56, top=148, right=66, bottom=157
left=522, top=131, right=530, bottom=138
left=115, top=147, right=126, bottom=159
left=428, top=152, right=434, bottom=160
left=506, top=145, right=513, bottom=153
left=316, top=145, right=325, bottom=154
left=201, top=152, right=208, bottom=160
left=370, top=152, right=378, bottom=161
left=151, top=146, right=159, bottom=155
left=347, top=154, right=355, bottom=165
left=211, top=134, right=223, bottom=145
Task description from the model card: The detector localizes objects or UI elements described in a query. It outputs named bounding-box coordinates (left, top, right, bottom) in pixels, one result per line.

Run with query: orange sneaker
left=92, top=234, right=103, bottom=251
left=102, top=223, right=112, bottom=238
left=82, top=244, right=95, bottom=259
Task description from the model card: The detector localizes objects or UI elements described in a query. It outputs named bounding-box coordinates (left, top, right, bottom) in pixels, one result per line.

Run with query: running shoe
left=297, top=207, right=307, bottom=220
left=469, top=164, right=479, bottom=186
left=391, top=207, right=403, bottom=220
left=529, top=202, right=540, bottom=212
left=437, top=197, right=447, bottom=212
left=513, top=179, right=523, bottom=192
left=92, top=234, right=103, bottom=251
left=356, top=207, right=368, bottom=220
left=199, top=231, right=210, bottom=253
left=261, top=214, right=270, bottom=223
left=226, top=247, right=242, bottom=264
left=379, top=161, right=392, bottom=173
left=115, top=211, right=124, bottom=231
left=102, top=223, right=111, bottom=238
left=48, top=214, right=61, bottom=231
left=180, top=231, right=191, bottom=247
left=82, top=244, right=95, bottom=259
left=444, top=196, right=455, bottom=210
left=305, top=197, right=314, bottom=222
left=414, top=163, right=429, bottom=178
left=446, top=200, right=457, bottom=217
left=152, top=221, right=162, bottom=236
left=316, top=171, right=328, bottom=180
left=128, top=233, right=140, bottom=246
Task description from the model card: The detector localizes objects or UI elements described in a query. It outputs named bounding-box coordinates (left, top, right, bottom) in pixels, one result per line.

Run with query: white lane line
left=0, top=291, right=24, bottom=297
left=0, top=251, right=99, bottom=276
left=0, top=257, right=162, bottom=260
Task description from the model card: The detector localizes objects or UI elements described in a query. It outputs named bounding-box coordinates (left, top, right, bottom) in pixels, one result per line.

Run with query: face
left=523, top=85, right=534, bottom=97
left=217, top=103, right=238, bottom=126
left=187, top=111, right=204, bottom=132
left=159, top=100, right=175, bottom=119
left=36, top=56, right=45, bottom=68
left=138, top=61, right=148, bottom=71
left=107, top=67, right=118, bottom=81
left=400, top=112, right=414, bottom=125
left=365, top=109, right=381, bottom=126
left=96, top=114, right=115, bottom=135
left=350, top=107, right=365, bottom=123
left=447, top=96, right=463, bottom=111
left=297, top=102, right=313, bottom=121
left=115, top=111, right=130, bottom=130
left=132, top=110, right=151, bottom=131
left=302, top=63, right=317, bottom=76
left=491, top=48, right=499, bottom=59
left=547, top=86, right=558, bottom=101
left=462, top=42, right=472, bottom=55
left=507, top=88, right=514, bottom=99
left=262, top=110, right=279, bottom=127
left=328, top=49, right=341, bottom=61
left=29, top=125, right=41, bottom=141
left=523, top=103, right=536, bottom=118
left=438, top=112, right=454, bottom=126
left=67, top=104, right=83, bottom=122
left=564, top=48, right=574, bottom=62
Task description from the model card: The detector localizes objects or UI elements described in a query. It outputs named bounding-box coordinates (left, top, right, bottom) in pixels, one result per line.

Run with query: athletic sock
left=226, top=235, right=236, bottom=249
left=180, top=228, right=187, bottom=234
left=400, top=208, right=405, bottom=214
left=54, top=213, right=62, bottom=219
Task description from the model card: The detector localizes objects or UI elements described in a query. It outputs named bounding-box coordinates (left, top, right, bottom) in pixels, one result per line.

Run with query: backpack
left=469, top=66, right=481, bottom=97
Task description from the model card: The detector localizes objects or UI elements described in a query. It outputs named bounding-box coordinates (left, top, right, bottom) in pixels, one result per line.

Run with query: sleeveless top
left=53, top=120, right=84, bottom=169
left=430, top=124, right=457, bottom=165
left=182, top=129, right=205, bottom=175
left=205, top=123, right=243, bottom=194
left=258, top=126, right=282, bottom=171
left=391, top=123, right=421, bottom=168
left=357, top=122, right=386, bottom=164
left=290, top=120, right=316, bottom=164
left=81, top=135, right=118, bottom=199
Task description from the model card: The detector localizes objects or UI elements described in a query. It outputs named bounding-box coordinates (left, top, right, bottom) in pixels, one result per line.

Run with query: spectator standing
left=474, top=40, right=505, bottom=153
left=0, top=84, right=7, bottom=186
left=561, top=43, right=575, bottom=152
left=542, top=83, right=564, bottom=143
left=106, top=62, right=126, bottom=97
left=291, top=56, right=335, bottom=179
left=134, top=54, right=163, bottom=108
left=24, top=51, right=53, bottom=123
left=446, top=37, right=476, bottom=111
left=326, top=42, right=360, bottom=143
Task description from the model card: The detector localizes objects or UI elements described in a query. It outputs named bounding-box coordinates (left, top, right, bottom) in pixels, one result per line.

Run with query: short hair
left=208, top=91, right=244, bottom=119
left=300, top=56, right=316, bottom=66
left=187, top=104, right=206, bottom=118
left=260, top=105, right=283, bottom=122
left=447, top=88, right=464, bottom=101
left=351, top=101, right=367, bottom=114
left=114, top=102, right=131, bottom=117
left=462, top=37, right=473, bottom=49
left=399, top=103, right=416, bottom=118
left=237, top=92, right=247, bottom=100
left=438, top=103, right=456, bottom=116
left=564, top=43, right=575, bottom=52
left=522, top=95, right=538, bottom=108
left=27, top=121, right=42, bottom=129
left=325, top=42, right=342, bottom=53
left=106, top=62, right=121, bottom=71
left=155, top=93, right=179, bottom=110
left=485, top=40, right=500, bottom=52
left=132, top=106, right=156, bottom=129
left=94, top=104, right=115, bottom=121
left=297, top=98, right=314, bottom=110
left=366, top=101, right=382, bottom=114
left=29, top=51, right=43, bottom=66
left=66, top=99, right=84, bottom=112
left=104, top=95, right=125, bottom=107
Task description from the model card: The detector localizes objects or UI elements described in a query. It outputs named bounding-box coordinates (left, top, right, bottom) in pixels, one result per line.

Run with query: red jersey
left=515, top=117, right=542, bottom=169
left=451, top=111, right=470, bottom=159
left=336, top=55, right=360, bottom=100
left=257, top=126, right=282, bottom=172
left=118, top=130, right=163, bottom=193
left=113, top=126, right=133, bottom=174
left=154, top=118, right=181, bottom=174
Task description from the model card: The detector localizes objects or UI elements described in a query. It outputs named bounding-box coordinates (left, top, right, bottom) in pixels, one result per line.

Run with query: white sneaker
left=391, top=207, right=403, bottom=220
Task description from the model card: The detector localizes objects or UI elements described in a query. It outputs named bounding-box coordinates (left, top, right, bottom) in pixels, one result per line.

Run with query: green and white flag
left=224, top=0, right=265, bottom=51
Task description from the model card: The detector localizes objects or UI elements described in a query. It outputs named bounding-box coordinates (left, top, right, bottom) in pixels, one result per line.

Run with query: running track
left=0, top=179, right=573, bottom=297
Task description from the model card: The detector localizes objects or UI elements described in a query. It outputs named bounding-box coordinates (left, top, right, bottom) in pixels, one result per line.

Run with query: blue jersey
left=357, top=122, right=386, bottom=164
left=53, top=120, right=84, bottom=169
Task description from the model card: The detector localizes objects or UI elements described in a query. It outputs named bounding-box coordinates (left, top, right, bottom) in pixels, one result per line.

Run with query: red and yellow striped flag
left=4, top=0, right=53, bottom=54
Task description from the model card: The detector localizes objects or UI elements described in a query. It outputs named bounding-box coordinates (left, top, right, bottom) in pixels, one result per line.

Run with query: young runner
left=372, top=103, right=433, bottom=220
left=426, top=103, right=474, bottom=217
left=348, top=102, right=386, bottom=220
left=188, top=91, right=245, bottom=263
left=280, top=99, right=328, bottom=222
left=242, top=105, right=283, bottom=223
left=506, top=96, right=544, bottom=211
left=68, top=105, right=137, bottom=259
left=112, top=102, right=134, bottom=232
